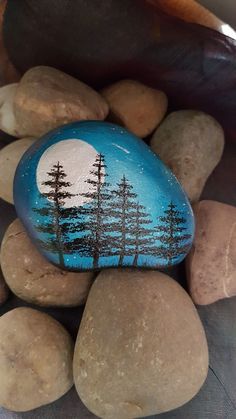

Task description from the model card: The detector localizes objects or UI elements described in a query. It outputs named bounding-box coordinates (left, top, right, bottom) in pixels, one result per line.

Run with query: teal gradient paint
left=14, top=121, right=194, bottom=271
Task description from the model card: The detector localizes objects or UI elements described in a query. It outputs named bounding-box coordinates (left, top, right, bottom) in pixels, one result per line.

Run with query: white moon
left=36, top=139, right=104, bottom=208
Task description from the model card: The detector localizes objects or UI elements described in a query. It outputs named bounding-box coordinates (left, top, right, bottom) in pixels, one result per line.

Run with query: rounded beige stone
left=150, top=110, right=224, bottom=203
left=0, top=219, right=94, bottom=307
left=0, top=137, right=35, bottom=204
left=0, top=307, right=74, bottom=412
left=0, top=83, right=21, bottom=137
left=13, top=66, right=109, bottom=137
left=102, top=79, right=168, bottom=137
left=74, top=269, right=209, bottom=419
left=186, top=200, right=236, bottom=305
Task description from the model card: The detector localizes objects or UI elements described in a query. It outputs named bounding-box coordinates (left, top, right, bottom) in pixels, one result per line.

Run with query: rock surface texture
left=0, top=307, right=74, bottom=411
left=102, top=79, right=167, bottom=137
left=0, top=66, right=109, bottom=137
left=0, top=137, right=35, bottom=203
left=0, top=219, right=94, bottom=307
left=74, top=269, right=209, bottom=418
left=187, top=200, right=236, bottom=305
left=150, top=110, right=224, bottom=203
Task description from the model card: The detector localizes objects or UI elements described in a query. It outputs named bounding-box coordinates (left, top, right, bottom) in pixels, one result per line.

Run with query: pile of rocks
left=0, top=65, right=233, bottom=418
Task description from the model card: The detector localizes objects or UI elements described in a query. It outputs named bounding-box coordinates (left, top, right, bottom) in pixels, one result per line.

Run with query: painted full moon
left=36, top=139, right=104, bottom=208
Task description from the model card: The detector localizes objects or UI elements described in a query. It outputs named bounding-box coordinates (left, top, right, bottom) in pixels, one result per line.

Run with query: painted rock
left=14, top=121, right=194, bottom=272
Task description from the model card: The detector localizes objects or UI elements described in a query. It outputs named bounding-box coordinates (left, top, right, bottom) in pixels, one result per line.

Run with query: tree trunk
left=118, top=253, right=124, bottom=266
left=93, top=253, right=99, bottom=270
left=133, top=253, right=138, bottom=266
left=58, top=249, right=65, bottom=268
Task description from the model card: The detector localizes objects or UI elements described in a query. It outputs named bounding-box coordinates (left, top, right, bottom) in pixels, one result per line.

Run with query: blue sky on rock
left=14, top=121, right=194, bottom=270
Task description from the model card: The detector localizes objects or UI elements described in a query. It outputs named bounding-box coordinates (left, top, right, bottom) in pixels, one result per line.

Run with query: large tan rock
left=0, top=307, right=73, bottom=411
left=186, top=200, right=236, bottom=305
left=0, top=137, right=35, bottom=204
left=0, top=219, right=94, bottom=307
left=150, top=110, right=224, bottom=202
left=102, top=80, right=168, bottom=137
left=74, top=269, right=208, bottom=419
left=0, top=66, right=109, bottom=137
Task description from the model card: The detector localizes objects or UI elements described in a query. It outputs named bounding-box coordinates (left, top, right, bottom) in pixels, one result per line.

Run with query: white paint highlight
left=112, top=143, right=130, bottom=154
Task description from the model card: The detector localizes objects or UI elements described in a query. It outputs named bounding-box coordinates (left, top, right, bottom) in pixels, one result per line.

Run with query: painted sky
left=14, top=121, right=194, bottom=270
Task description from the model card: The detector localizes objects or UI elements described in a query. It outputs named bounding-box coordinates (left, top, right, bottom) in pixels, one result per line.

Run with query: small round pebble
left=0, top=219, right=94, bottom=307
left=0, top=136, right=35, bottom=203
left=0, top=307, right=74, bottom=412
left=102, top=79, right=168, bottom=137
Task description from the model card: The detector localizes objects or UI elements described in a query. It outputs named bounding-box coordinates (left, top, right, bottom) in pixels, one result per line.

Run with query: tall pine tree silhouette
left=71, top=170, right=158, bottom=268
left=129, top=201, right=158, bottom=266
left=33, top=161, right=77, bottom=268
left=155, top=201, right=192, bottom=265
left=69, top=153, right=111, bottom=269
left=103, top=177, right=160, bottom=266
left=109, top=175, right=137, bottom=266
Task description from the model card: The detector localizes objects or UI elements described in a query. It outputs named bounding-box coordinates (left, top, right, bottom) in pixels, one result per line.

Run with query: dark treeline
left=33, top=154, right=191, bottom=269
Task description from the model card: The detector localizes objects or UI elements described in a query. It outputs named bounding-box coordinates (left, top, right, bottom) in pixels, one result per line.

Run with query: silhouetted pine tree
left=105, top=175, right=137, bottom=266
left=155, top=202, right=192, bottom=265
left=65, top=156, right=160, bottom=268
left=75, top=172, right=158, bottom=267
left=69, top=153, right=112, bottom=269
left=129, top=201, right=158, bottom=266
left=33, top=161, right=77, bottom=268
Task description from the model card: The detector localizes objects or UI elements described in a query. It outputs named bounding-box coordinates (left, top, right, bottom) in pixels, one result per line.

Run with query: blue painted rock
left=14, top=121, right=194, bottom=272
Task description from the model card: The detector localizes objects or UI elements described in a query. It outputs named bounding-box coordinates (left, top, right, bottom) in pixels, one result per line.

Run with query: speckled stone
left=186, top=200, right=236, bottom=305
left=102, top=79, right=168, bottom=137
left=150, top=110, right=224, bottom=203
left=74, top=269, right=209, bottom=418
left=0, top=137, right=35, bottom=204
left=0, top=219, right=94, bottom=307
left=0, top=307, right=73, bottom=411
left=0, top=66, right=109, bottom=137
